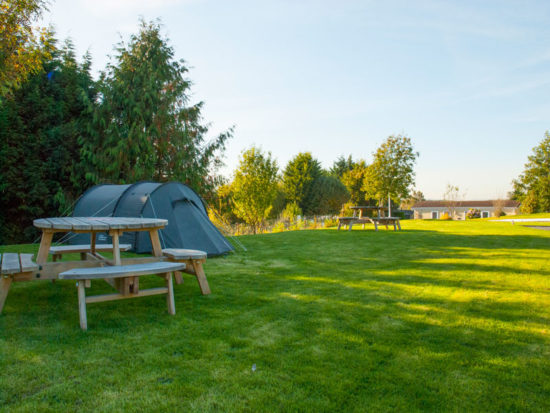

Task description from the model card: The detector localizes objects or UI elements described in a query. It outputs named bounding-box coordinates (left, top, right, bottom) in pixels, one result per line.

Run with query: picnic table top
left=33, top=217, right=168, bottom=231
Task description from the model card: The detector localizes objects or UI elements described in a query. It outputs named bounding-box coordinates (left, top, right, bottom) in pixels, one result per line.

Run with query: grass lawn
left=1, top=220, right=549, bottom=412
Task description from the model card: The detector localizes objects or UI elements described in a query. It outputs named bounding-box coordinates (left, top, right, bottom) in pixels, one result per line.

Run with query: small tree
left=231, top=147, right=279, bottom=234
left=443, top=184, right=461, bottom=219
left=362, top=135, right=418, bottom=215
left=512, top=131, right=550, bottom=213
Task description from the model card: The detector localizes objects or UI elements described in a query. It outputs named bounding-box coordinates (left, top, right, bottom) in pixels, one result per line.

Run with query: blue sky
left=41, top=0, right=550, bottom=199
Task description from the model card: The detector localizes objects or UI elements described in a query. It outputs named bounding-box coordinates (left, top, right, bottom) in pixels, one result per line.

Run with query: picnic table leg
left=0, top=277, right=12, bottom=314
left=374, top=221, right=378, bottom=231
left=337, top=220, right=342, bottom=230
left=393, top=222, right=397, bottom=231
left=36, top=230, right=54, bottom=265
left=348, top=221, right=353, bottom=231
left=174, top=271, right=184, bottom=285
left=77, top=281, right=88, bottom=331
left=397, top=221, right=402, bottom=230
left=192, top=261, right=211, bottom=295
left=109, top=230, right=121, bottom=266
left=90, top=232, right=96, bottom=254
left=149, top=230, right=162, bottom=257
left=165, top=274, right=176, bottom=315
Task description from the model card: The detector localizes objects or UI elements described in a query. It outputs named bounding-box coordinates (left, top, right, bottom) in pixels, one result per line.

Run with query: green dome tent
left=70, top=182, right=233, bottom=256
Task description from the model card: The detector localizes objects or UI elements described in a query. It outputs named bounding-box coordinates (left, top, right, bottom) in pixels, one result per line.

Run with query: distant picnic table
left=338, top=206, right=401, bottom=231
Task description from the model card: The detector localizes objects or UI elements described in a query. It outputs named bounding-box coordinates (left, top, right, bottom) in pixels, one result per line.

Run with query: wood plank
left=75, top=217, right=110, bottom=231
left=166, top=274, right=175, bottom=315
left=78, top=281, right=87, bottom=330
left=1, top=253, right=21, bottom=275
left=111, top=231, right=121, bottom=265
left=70, top=217, right=95, bottom=231
left=0, top=276, right=12, bottom=314
left=36, top=231, right=54, bottom=265
left=44, top=217, right=73, bottom=230
left=50, top=244, right=132, bottom=254
left=149, top=230, right=163, bottom=257
left=85, top=287, right=169, bottom=303
left=33, top=218, right=53, bottom=229
left=59, top=262, right=185, bottom=280
left=192, top=261, right=211, bottom=295
left=19, top=254, right=38, bottom=272
left=162, top=248, right=207, bottom=260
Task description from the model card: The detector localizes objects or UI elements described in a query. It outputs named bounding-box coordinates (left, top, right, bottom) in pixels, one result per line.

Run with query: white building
left=411, top=200, right=520, bottom=220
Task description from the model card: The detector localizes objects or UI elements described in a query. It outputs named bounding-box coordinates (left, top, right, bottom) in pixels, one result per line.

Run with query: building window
left=431, top=211, right=439, bottom=219
left=481, top=211, right=489, bottom=218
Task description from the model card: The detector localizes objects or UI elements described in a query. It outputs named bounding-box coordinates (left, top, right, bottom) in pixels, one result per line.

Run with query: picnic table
left=0, top=217, right=210, bottom=330
left=338, top=206, right=401, bottom=231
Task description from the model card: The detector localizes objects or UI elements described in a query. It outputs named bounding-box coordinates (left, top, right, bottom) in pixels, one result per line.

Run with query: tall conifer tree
left=83, top=20, right=231, bottom=197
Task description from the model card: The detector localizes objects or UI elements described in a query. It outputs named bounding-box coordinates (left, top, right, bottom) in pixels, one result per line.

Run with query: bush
left=282, top=202, right=302, bottom=221
left=272, top=221, right=285, bottom=233
left=467, top=209, right=481, bottom=219
left=324, top=218, right=338, bottom=228
left=440, top=212, right=451, bottom=220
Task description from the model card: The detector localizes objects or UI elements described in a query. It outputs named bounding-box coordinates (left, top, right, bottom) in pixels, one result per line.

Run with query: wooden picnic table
left=337, top=215, right=401, bottom=231
left=2, top=217, right=213, bottom=330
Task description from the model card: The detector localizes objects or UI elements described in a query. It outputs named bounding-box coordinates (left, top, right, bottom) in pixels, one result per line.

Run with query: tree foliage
left=341, top=160, right=369, bottom=204
left=282, top=152, right=322, bottom=214
left=512, top=131, right=550, bottom=213
left=400, top=190, right=425, bottom=210
left=0, top=0, right=54, bottom=97
left=0, top=39, right=96, bottom=243
left=308, top=175, right=350, bottom=215
left=330, top=155, right=354, bottom=178
left=231, top=147, right=279, bottom=233
left=362, top=135, right=418, bottom=205
left=82, top=20, right=231, bottom=198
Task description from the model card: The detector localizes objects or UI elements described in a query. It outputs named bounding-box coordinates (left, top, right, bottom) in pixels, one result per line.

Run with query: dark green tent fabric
left=70, top=182, right=233, bottom=256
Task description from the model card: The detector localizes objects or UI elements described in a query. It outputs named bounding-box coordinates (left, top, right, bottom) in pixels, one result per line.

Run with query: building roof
left=412, top=200, right=520, bottom=209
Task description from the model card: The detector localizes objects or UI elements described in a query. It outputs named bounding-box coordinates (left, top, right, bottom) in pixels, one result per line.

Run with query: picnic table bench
left=50, top=243, right=132, bottom=261
left=59, top=261, right=185, bottom=330
left=0, top=253, right=39, bottom=313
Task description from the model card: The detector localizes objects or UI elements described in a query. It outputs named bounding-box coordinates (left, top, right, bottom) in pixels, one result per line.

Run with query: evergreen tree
left=83, top=19, right=231, bottom=198
left=282, top=152, right=322, bottom=214
left=512, top=131, right=550, bottom=213
left=0, top=39, right=96, bottom=243
left=308, top=175, right=350, bottom=215
left=330, top=155, right=355, bottom=178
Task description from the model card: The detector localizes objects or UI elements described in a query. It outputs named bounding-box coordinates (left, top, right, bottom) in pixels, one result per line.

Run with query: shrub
left=324, top=218, right=338, bottom=228
left=467, top=209, right=481, bottom=219
left=282, top=202, right=302, bottom=221
left=272, top=221, right=285, bottom=233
